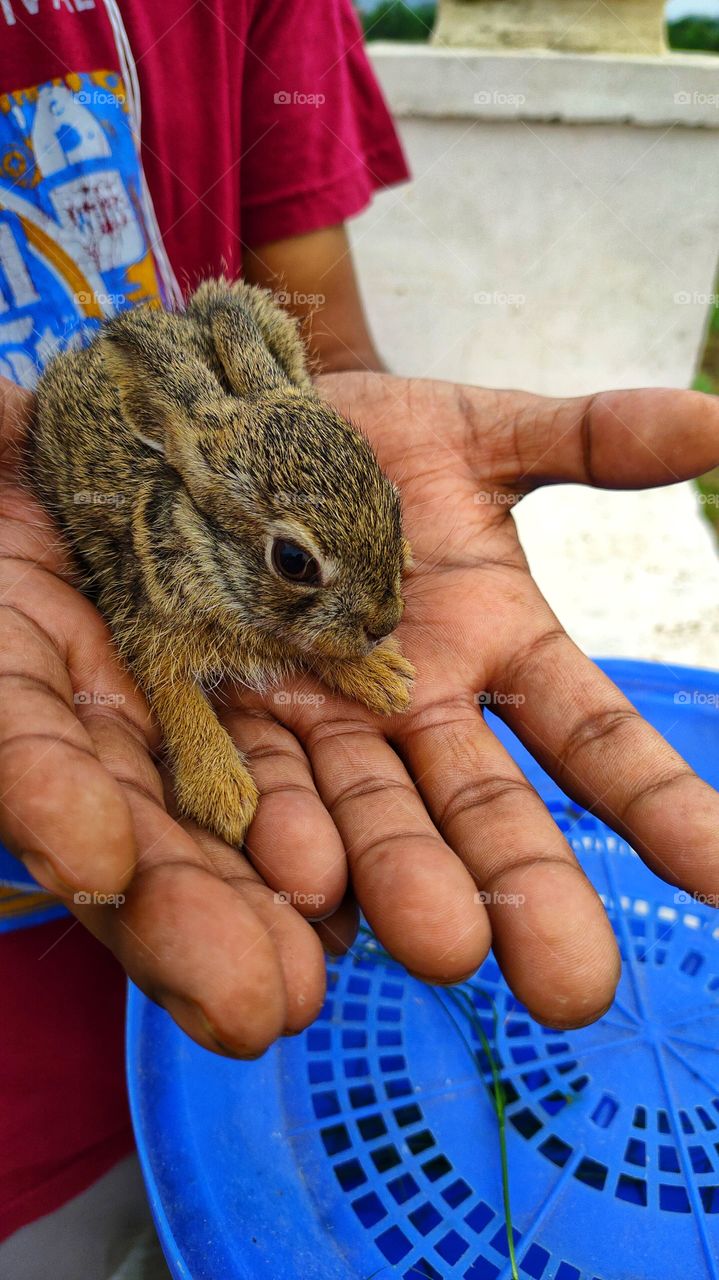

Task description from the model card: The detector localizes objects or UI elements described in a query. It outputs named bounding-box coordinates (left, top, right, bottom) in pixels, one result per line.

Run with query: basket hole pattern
left=308, top=952, right=596, bottom=1280
left=490, top=807, right=719, bottom=1221
left=304, top=820, right=719, bottom=1280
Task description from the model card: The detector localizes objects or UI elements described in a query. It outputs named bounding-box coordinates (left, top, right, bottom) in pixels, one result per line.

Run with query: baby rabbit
left=29, top=279, right=414, bottom=847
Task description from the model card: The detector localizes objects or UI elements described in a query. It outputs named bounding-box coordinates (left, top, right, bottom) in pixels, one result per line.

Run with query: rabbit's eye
left=271, top=538, right=321, bottom=586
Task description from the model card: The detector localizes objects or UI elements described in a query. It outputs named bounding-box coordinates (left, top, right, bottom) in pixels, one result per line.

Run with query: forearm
left=242, top=225, right=386, bottom=374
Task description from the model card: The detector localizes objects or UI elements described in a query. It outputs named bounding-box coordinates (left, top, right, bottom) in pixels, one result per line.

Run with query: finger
left=80, top=732, right=328, bottom=1046
left=489, top=386, right=719, bottom=490
left=220, top=699, right=347, bottom=918
left=0, top=478, right=75, bottom=575
left=78, top=857, right=288, bottom=1057
left=395, top=700, right=619, bottom=1027
left=493, top=606, right=719, bottom=896
left=267, top=691, right=489, bottom=983
left=0, top=375, right=32, bottom=465
left=0, top=575, right=141, bottom=895
left=0, top=379, right=86, bottom=578
left=188, top=822, right=328, bottom=1037
left=70, top=790, right=326, bottom=1053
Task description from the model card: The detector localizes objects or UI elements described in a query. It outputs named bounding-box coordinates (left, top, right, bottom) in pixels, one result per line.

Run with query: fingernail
left=21, top=852, right=74, bottom=898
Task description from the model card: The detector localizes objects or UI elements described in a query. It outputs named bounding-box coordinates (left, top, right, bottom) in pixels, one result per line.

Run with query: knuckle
left=77, top=703, right=150, bottom=750
left=331, top=775, right=415, bottom=814
left=579, top=392, right=601, bottom=487
left=620, top=765, right=694, bottom=823
left=111, top=773, right=166, bottom=810
left=348, top=827, right=431, bottom=868
left=238, top=741, right=301, bottom=769
left=0, top=732, right=93, bottom=780
left=304, top=718, right=375, bottom=752
left=499, top=627, right=567, bottom=695
left=481, top=851, right=576, bottom=896
left=0, top=603, right=58, bottom=656
left=439, top=775, right=534, bottom=830
left=0, top=669, right=73, bottom=714
left=396, top=696, right=479, bottom=741
left=557, top=706, right=641, bottom=774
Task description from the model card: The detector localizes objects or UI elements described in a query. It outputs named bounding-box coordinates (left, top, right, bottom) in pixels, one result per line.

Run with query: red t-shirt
left=0, top=0, right=407, bottom=1239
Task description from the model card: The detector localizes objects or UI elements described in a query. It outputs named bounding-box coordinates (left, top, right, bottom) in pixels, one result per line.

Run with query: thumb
left=490, top=386, right=719, bottom=491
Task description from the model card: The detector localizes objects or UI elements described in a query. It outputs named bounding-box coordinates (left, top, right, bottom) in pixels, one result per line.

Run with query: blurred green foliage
left=667, top=16, right=719, bottom=52
left=693, top=295, right=719, bottom=546
left=360, top=1, right=437, bottom=41
left=357, top=7, right=719, bottom=49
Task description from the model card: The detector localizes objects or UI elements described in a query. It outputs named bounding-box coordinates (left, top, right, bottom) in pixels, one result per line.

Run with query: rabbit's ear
left=209, top=305, right=281, bottom=398
left=101, top=308, right=241, bottom=512
left=101, top=308, right=222, bottom=451
left=192, top=282, right=313, bottom=396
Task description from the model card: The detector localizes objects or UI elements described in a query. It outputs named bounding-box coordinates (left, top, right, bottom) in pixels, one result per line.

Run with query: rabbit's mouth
left=319, top=632, right=396, bottom=661
left=297, top=629, right=376, bottom=662
left=364, top=626, right=394, bottom=652
left=286, top=604, right=403, bottom=661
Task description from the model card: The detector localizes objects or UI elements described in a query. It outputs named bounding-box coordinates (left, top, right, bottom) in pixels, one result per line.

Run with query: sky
left=355, top=0, right=719, bottom=16
left=666, top=0, right=719, bottom=16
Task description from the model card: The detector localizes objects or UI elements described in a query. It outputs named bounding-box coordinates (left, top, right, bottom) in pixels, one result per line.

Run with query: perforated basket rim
left=126, top=657, right=719, bottom=1280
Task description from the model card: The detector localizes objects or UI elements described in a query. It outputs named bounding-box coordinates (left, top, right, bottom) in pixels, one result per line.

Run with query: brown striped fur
left=28, top=279, right=413, bottom=846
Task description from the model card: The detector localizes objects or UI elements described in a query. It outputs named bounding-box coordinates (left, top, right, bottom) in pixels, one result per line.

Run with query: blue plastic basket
left=126, top=659, right=719, bottom=1280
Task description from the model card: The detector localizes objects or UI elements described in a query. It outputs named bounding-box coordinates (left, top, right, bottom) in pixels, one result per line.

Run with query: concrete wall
left=351, top=47, right=719, bottom=669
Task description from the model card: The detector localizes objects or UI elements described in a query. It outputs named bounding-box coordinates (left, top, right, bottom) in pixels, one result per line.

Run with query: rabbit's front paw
left=324, top=640, right=415, bottom=716
left=175, top=757, right=260, bottom=848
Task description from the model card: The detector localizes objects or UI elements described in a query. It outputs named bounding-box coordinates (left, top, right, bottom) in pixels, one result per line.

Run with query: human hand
left=5, top=368, right=718, bottom=1047
left=0, top=376, right=332, bottom=1056
left=233, top=371, right=719, bottom=1029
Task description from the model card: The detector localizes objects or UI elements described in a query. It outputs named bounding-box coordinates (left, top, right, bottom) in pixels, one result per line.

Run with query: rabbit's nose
left=365, top=625, right=392, bottom=646
left=365, top=616, right=401, bottom=647
left=365, top=598, right=404, bottom=646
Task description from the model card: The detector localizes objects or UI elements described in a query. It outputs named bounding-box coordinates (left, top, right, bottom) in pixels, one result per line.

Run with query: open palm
left=238, top=372, right=719, bottom=1028
left=2, top=371, right=718, bottom=1052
